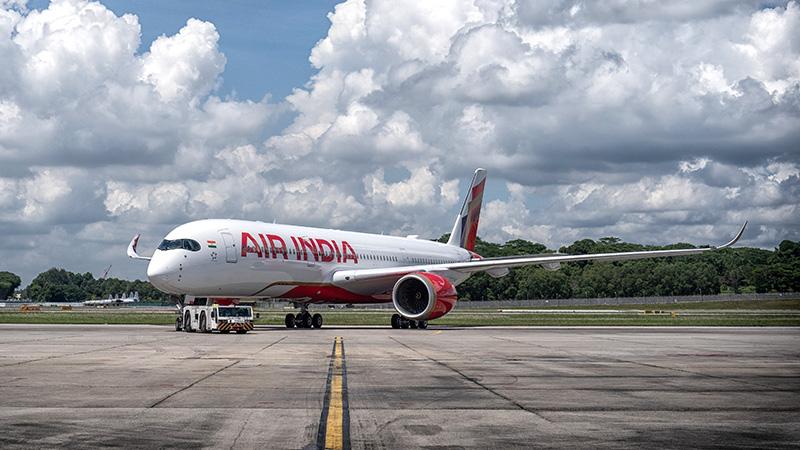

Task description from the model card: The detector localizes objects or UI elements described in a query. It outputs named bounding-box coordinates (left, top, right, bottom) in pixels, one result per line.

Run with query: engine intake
left=392, top=272, right=457, bottom=321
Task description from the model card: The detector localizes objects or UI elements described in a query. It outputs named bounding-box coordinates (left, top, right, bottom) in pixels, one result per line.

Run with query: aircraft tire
left=300, top=313, right=313, bottom=329
left=183, top=311, right=193, bottom=332
left=400, top=318, right=410, bottom=329
left=410, top=320, right=418, bottom=329
left=418, top=320, right=428, bottom=329
left=312, top=313, right=323, bottom=329
left=285, top=313, right=296, bottom=328
left=391, top=314, right=401, bottom=329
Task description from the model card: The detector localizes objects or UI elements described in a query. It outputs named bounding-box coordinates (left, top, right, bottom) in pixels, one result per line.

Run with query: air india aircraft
left=128, top=169, right=747, bottom=329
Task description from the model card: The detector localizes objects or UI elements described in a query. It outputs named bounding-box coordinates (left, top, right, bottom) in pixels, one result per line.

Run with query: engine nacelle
left=392, top=272, right=457, bottom=321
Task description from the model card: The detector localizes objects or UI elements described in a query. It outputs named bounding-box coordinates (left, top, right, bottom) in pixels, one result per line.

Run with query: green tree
left=0, top=271, right=22, bottom=300
left=25, top=267, right=170, bottom=303
left=517, top=268, right=572, bottom=299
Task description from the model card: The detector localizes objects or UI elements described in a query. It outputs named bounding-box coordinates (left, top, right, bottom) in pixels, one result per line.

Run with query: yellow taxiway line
left=317, top=336, right=349, bottom=450
left=325, top=336, right=345, bottom=450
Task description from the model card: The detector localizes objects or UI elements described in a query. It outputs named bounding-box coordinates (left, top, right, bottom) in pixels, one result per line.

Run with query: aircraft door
left=220, top=231, right=237, bottom=263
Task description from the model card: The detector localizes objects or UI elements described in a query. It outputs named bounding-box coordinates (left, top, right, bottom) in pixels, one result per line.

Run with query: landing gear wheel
left=200, top=313, right=209, bottom=333
left=410, top=320, right=418, bottom=329
left=285, top=313, right=296, bottom=328
left=391, top=314, right=401, bottom=329
left=312, top=313, right=323, bottom=329
left=418, top=320, right=428, bottom=329
left=400, top=318, right=410, bottom=329
left=300, top=313, right=312, bottom=329
left=183, top=312, right=193, bottom=332
left=175, top=316, right=182, bottom=332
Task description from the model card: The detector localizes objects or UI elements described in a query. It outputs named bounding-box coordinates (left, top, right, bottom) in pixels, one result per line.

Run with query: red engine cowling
left=392, top=272, right=457, bottom=321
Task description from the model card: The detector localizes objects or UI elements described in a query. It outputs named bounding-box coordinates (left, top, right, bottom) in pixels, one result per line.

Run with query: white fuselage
left=147, top=219, right=471, bottom=302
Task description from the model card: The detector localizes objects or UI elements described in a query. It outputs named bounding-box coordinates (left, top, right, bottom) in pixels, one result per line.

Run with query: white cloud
left=1, top=0, right=798, bottom=285
left=364, top=166, right=458, bottom=208
left=0, top=0, right=26, bottom=10
left=140, top=18, right=226, bottom=103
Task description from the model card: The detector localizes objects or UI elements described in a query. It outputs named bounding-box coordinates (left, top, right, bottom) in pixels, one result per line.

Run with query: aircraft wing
left=331, top=222, right=747, bottom=293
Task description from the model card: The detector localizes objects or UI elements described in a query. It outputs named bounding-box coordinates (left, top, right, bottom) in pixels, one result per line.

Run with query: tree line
left=16, top=269, right=171, bottom=303
left=440, top=236, right=800, bottom=301
left=2, top=237, right=798, bottom=303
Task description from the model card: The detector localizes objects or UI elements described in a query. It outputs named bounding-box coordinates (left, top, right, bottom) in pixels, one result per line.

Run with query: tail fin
left=447, top=168, right=486, bottom=251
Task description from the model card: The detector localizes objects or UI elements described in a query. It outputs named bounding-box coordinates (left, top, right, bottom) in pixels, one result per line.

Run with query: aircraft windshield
left=218, top=307, right=252, bottom=318
left=158, top=239, right=201, bottom=252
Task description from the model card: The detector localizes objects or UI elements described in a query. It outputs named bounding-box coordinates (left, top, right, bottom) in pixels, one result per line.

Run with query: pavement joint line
left=229, top=409, right=253, bottom=450
left=316, top=336, right=351, bottom=450
left=145, top=328, right=291, bottom=409
left=491, top=335, right=785, bottom=392
left=682, top=334, right=798, bottom=346
left=149, top=359, right=241, bottom=408
left=1, top=406, right=798, bottom=412
left=255, top=335, right=287, bottom=354
left=0, top=334, right=85, bottom=345
left=0, top=336, right=174, bottom=368
left=588, top=334, right=726, bottom=353
left=388, top=336, right=552, bottom=423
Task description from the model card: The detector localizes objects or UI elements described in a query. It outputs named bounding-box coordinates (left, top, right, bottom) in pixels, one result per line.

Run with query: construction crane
left=100, top=265, right=112, bottom=280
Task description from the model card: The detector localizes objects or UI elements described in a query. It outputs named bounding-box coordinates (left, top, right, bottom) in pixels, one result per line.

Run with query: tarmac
left=0, top=324, right=798, bottom=449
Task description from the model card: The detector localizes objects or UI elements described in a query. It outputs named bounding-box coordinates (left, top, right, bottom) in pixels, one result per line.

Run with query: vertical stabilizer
left=447, top=168, right=486, bottom=251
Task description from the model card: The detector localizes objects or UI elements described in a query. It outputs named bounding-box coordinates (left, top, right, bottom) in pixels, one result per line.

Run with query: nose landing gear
left=390, top=313, right=427, bottom=330
left=284, top=306, right=324, bottom=329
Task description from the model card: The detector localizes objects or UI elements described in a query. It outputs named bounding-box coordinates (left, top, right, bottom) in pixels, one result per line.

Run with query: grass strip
left=2, top=311, right=799, bottom=327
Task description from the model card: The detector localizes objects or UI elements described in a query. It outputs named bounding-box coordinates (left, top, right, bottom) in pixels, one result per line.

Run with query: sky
left=0, top=0, right=798, bottom=286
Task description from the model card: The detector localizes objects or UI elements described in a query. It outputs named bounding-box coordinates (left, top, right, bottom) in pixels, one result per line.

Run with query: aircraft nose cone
left=147, top=254, right=177, bottom=292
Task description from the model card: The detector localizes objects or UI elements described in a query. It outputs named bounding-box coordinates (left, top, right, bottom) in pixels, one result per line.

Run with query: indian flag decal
left=207, top=240, right=217, bottom=248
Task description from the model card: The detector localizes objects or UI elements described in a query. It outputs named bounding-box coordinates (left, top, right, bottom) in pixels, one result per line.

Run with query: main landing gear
left=391, top=313, right=427, bottom=330
left=285, top=306, right=323, bottom=329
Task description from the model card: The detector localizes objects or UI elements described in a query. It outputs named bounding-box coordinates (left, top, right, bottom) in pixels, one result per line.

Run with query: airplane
left=128, top=168, right=747, bottom=329
left=83, top=292, right=140, bottom=307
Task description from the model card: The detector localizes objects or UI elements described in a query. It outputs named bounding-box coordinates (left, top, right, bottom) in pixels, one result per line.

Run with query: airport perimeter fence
left=255, top=292, right=796, bottom=310
left=2, top=292, right=795, bottom=311
left=450, top=292, right=796, bottom=309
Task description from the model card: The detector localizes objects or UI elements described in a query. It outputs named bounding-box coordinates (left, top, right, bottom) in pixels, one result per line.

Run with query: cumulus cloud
left=1, top=0, right=798, bottom=285
left=0, top=0, right=283, bottom=279
left=271, top=0, right=798, bottom=248
left=140, top=18, right=226, bottom=103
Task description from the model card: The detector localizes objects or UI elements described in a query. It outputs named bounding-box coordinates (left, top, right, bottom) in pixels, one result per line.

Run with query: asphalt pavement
left=0, top=324, right=798, bottom=448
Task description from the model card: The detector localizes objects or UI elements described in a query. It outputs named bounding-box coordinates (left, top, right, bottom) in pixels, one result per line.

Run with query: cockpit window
left=158, top=239, right=201, bottom=252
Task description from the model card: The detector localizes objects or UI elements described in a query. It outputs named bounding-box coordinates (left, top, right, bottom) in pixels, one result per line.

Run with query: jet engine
left=392, top=272, right=457, bottom=321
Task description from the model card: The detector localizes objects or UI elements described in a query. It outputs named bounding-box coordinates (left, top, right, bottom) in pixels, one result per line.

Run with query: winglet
left=127, top=234, right=152, bottom=261
left=716, top=222, right=747, bottom=249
